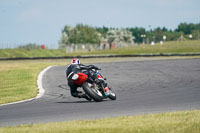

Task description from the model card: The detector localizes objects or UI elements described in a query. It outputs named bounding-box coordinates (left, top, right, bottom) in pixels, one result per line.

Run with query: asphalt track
left=0, top=58, right=200, bottom=127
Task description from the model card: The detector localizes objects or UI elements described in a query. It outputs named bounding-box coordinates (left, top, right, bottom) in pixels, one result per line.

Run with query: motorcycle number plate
left=72, top=74, right=79, bottom=80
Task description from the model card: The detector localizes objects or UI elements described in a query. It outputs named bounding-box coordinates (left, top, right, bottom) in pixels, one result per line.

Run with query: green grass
left=0, top=58, right=146, bottom=104
left=1, top=58, right=200, bottom=132
left=0, top=110, right=199, bottom=133
left=1, top=40, right=199, bottom=104
left=0, top=61, right=46, bottom=104
left=88, top=40, right=200, bottom=55
left=0, top=49, right=67, bottom=58
left=0, top=40, right=200, bottom=58
left=1, top=56, right=200, bottom=105
left=0, top=59, right=73, bottom=104
left=0, top=40, right=200, bottom=131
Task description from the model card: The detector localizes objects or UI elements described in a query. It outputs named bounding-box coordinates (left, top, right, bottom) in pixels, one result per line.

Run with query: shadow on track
left=56, top=99, right=110, bottom=104
left=56, top=101, right=93, bottom=104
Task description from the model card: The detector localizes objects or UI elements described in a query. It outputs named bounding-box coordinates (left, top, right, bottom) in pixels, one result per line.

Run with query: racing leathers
left=66, top=64, right=99, bottom=100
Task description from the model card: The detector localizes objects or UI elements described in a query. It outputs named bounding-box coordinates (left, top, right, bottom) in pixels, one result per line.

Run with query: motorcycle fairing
left=73, top=73, right=88, bottom=86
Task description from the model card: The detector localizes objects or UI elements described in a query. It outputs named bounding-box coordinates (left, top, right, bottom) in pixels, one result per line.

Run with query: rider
left=66, top=58, right=105, bottom=101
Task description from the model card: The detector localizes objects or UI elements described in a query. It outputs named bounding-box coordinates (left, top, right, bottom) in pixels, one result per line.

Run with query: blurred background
left=0, top=0, right=199, bottom=51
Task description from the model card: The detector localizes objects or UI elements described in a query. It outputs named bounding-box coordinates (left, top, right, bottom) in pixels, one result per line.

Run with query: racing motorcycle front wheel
left=108, top=87, right=117, bottom=100
left=82, top=82, right=104, bottom=102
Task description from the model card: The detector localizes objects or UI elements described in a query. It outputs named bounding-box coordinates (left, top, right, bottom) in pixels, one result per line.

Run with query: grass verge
left=0, top=60, right=50, bottom=104
left=0, top=57, right=200, bottom=132
left=0, top=40, right=200, bottom=58
left=0, top=58, right=127, bottom=104
left=1, top=57, right=200, bottom=105
left=0, top=110, right=199, bottom=133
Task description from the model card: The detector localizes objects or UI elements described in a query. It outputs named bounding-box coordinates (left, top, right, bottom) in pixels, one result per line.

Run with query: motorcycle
left=71, top=66, right=116, bottom=102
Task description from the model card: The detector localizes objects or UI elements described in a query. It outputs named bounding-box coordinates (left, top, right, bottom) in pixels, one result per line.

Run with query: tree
left=59, top=22, right=200, bottom=49
left=95, top=26, right=109, bottom=38
left=176, top=22, right=196, bottom=34
left=153, top=27, right=164, bottom=42
left=107, top=28, right=134, bottom=46
left=192, top=30, right=200, bottom=40
left=128, top=27, right=146, bottom=43
left=59, top=24, right=100, bottom=47
left=164, top=31, right=183, bottom=41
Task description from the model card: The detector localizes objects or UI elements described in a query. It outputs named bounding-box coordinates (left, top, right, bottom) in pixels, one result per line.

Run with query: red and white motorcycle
left=71, top=66, right=116, bottom=102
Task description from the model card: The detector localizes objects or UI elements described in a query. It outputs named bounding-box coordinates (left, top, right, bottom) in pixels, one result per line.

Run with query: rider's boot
left=82, top=94, right=92, bottom=101
left=104, top=86, right=110, bottom=96
left=74, top=91, right=92, bottom=101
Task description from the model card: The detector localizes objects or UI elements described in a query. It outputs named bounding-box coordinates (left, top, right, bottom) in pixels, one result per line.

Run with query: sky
left=0, top=0, right=200, bottom=48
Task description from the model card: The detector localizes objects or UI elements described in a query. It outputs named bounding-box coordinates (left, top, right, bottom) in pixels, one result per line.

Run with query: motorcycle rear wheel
left=82, top=82, right=104, bottom=102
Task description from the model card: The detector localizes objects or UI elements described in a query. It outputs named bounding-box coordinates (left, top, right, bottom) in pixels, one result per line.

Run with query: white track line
left=0, top=66, right=53, bottom=107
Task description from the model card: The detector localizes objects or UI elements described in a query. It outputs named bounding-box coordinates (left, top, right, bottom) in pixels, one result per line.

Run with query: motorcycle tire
left=108, top=87, right=117, bottom=100
left=82, top=82, right=104, bottom=102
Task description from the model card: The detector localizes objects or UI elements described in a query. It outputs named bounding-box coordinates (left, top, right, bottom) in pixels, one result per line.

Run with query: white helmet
left=71, top=58, right=80, bottom=64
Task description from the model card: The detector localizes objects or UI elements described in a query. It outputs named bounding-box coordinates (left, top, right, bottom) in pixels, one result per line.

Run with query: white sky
left=0, top=0, right=199, bottom=47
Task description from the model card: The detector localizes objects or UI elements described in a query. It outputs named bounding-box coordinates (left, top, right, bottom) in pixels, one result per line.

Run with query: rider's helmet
left=71, top=58, right=80, bottom=64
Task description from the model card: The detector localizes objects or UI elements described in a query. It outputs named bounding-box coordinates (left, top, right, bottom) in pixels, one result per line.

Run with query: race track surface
left=0, top=58, right=200, bottom=126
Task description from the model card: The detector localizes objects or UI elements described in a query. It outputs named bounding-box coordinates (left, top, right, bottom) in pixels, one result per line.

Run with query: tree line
left=59, top=24, right=134, bottom=48
left=59, top=22, right=200, bottom=47
left=15, top=22, right=200, bottom=50
left=128, top=22, right=200, bottom=43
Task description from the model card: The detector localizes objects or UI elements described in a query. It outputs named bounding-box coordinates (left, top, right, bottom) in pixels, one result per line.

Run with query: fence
left=62, top=43, right=136, bottom=53
left=0, top=43, right=59, bottom=49
left=0, top=43, right=136, bottom=52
